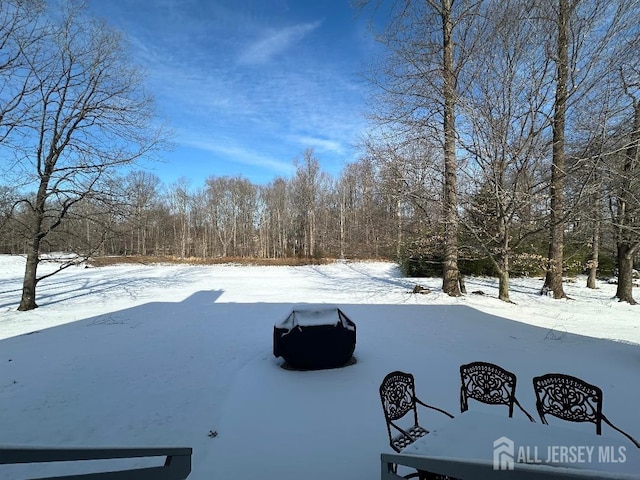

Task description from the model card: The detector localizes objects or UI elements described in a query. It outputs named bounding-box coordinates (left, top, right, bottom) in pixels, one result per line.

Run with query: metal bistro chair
left=533, top=373, right=640, bottom=448
left=460, top=361, right=535, bottom=422
left=379, top=371, right=456, bottom=480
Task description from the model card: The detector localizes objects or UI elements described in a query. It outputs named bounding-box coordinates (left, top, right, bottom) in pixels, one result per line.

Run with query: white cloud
left=178, top=133, right=293, bottom=174
left=238, top=21, right=322, bottom=65
left=289, top=135, right=344, bottom=155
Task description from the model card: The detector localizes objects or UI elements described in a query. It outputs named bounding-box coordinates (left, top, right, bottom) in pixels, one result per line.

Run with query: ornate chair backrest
left=379, top=371, right=419, bottom=426
left=532, top=373, right=603, bottom=434
left=460, top=361, right=518, bottom=417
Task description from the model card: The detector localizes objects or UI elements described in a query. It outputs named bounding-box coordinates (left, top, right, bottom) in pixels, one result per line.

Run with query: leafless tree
left=457, top=0, right=552, bottom=302
left=567, top=117, right=615, bottom=290
left=338, top=156, right=385, bottom=258
left=258, top=177, right=290, bottom=258
left=203, top=175, right=257, bottom=257
left=359, top=133, right=442, bottom=260
left=607, top=66, right=640, bottom=303
left=167, top=178, right=193, bottom=258
left=585, top=168, right=603, bottom=289
left=437, top=0, right=461, bottom=295
left=536, top=0, right=639, bottom=298
left=356, top=0, right=487, bottom=295
left=123, top=171, right=162, bottom=256
left=0, top=1, right=165, bottom=310
left=290, top=149, right=329, bottom=258
left=539, top=0, right=573, bottom=299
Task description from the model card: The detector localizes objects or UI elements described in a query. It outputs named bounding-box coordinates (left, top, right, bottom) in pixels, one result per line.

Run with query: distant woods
left=1, top=149, right=403, bottom=261
left=1, top=144, right=635, bottom=281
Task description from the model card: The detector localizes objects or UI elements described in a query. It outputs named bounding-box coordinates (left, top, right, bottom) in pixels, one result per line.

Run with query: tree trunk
left=541, top=0, right=569, bottom=299
left=614, top=97, right=640, bottom=303
left=339, top=189, right=345, bottom=259
left=18, top=242, right=40, bottom=311
left=458, top=275, right=466, bottom=294
left=18, top=169, right=50, bottom=311
left=309, top=209, right=315, bottom=258
left=396, top=198, right=402, bottom=258
left=586, top=189, right=601, bottom=289
left=441, top=0, right=461, bottom=297
left=616, top=244, right=637, bottom=304
left=497, top=255, right=510, bottom=303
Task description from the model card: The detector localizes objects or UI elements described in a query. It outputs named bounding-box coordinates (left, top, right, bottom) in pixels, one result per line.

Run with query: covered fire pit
left=273, top=305, right=356, bottom=370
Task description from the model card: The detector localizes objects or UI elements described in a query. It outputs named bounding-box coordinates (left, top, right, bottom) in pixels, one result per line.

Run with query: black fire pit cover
left=273, top=305, right=356, bottom=370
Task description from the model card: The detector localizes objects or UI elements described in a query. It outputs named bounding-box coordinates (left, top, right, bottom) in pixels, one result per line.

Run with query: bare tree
left=258, top=177, right=290, bottom=258
left=438, top=0, right=461, bottom=295
left=290, top=149, right=328, bottom=258
left=205, top=176, right=236, bottom=257
left=609, top=68, right=640, bottom=303
left=0, top=1, right=164, bottom=310
left=586, top=172, right=603, bottom=289
left=357, top=0, right=486, bottom=295
left=168, top=178, right=193, bottom=259
left=538, top=0, right=639, bottom=298
left=359, top=133, right=443, bottom=261
left=458, top=0, right=552, bottom=302
left=570, top=103, right=613, bottom=290
left=540, top=0, right=576, bottom=299
left=338, top=157, right=386, bottom=258
left=204, top=175, right=257, bottom=257
left=123, top=171, right=161, bottom=256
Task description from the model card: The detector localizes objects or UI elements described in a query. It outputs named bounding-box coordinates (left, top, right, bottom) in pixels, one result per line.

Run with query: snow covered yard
left=0, top=255, right=639, bottom=479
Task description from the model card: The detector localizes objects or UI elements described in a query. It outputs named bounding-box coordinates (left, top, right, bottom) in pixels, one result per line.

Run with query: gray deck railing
left=0, top=445, right=192, bottom=480
left=381, top=453, right=640, bottom=480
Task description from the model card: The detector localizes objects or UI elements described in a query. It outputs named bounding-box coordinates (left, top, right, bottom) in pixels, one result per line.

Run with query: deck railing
left=381, top=453, right=640, bottom=479
left=0, top=445, right=192, bottom=480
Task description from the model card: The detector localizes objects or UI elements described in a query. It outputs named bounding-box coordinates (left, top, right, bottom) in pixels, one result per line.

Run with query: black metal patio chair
left=460, top=361, right=535, bottom=422
left=379, top=370, right=456, bottom=480
left=533, top=373, right=640, bottom=448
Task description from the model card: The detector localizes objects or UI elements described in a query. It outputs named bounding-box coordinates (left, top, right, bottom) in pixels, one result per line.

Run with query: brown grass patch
left=87, top=256, right=340, bottom=268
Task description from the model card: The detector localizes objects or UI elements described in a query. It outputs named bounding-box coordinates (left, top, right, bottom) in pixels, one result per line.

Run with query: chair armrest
left=602, top=414, right=640, bottom=448
left=415, top=397, right=455, bottom=418
left=514, top=397, right=536, bottom=422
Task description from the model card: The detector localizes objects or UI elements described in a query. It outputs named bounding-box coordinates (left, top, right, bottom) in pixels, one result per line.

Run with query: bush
left=397, top=235, right=620, bottom=279
left=399, top=254, right=443, bottom=277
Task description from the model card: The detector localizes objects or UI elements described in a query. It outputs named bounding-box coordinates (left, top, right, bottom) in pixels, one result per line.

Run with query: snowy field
left=0, top=254, right=639, bottom=479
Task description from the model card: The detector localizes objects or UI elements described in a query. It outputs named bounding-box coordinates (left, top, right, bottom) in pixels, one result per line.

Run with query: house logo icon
left=493, top=436, right=515, bottom=470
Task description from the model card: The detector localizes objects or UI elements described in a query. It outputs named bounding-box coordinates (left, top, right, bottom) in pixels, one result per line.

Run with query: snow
left=0, top=255, right=639, bottom=479
left=276, top=305, right=354, bottom=329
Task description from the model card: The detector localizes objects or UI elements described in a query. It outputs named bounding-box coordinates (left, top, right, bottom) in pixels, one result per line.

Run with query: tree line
left=0, top=0, right=639, bottom=310
left=0, top=150, right=405, bottom=262
left=2, top=141, right=636, bottom=292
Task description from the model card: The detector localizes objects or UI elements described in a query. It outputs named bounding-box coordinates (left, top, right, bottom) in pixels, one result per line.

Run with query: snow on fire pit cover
left=275, top=304, right=356, bottom=330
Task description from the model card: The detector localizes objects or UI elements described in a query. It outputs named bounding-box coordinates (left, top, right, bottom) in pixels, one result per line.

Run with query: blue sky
left=88, top=0, right=378, bottom=187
